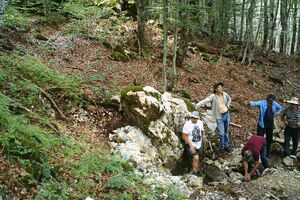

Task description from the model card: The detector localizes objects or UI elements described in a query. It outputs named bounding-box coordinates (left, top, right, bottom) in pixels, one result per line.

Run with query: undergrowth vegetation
left=0, top=54, right=159, bottom=199
left=0, top=52, right=182, bottom=199
left=0, top=1, right=186, bottom=199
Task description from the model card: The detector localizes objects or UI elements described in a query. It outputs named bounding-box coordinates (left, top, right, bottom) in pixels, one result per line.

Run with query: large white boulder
left=120, top=86, right=190, bottom=168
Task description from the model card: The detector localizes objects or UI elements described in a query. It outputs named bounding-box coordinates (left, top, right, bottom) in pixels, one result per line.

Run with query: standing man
left=241, top=135, right=270, bottom=181
left=281, top=97, right=300, bottom=157
left=196, top=82, right=232, bottom=152
left=182, top=111, right=204, bottom=175
left=249, top=94, right=282, bottom=158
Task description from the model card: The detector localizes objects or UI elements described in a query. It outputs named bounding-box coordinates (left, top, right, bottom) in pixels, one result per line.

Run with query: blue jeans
left=260, top=145, right=270, bottom=168
left=216, top=112, right=230, bottom=149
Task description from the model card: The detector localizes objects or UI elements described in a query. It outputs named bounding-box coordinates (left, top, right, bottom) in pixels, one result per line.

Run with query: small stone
left=283, top=156, right=294, bottom=167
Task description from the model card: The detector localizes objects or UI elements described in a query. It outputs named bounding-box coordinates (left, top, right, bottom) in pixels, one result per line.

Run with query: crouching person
left=182, top=111, right=204, bottom=176
left=241, top=135, right=270, bottom=181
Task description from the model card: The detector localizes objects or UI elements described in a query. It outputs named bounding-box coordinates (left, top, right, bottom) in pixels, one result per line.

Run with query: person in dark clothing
left=281, top=97, right=300, bottom=157
left=248, top=94, right=282, bottom=158
left=241, top=135, right=270, bottom=181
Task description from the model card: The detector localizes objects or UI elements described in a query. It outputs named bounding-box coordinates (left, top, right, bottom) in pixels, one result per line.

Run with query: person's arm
left=195, top=94, right=214, bottom=109
left=182, top=133, right=195, bottom=153
left=280, top=109, right=288, bottom=125
left=225, top=93, right=232, bottom=108
left=249, top=160, right=260, bottom=177
left=249, top=101, right=261, bottom=107
left=243, top=161, right=251, bottom=181
left=274, top=102, right=282, bottom=116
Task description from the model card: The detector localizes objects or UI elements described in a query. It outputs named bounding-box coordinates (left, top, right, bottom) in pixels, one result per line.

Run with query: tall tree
left=137, top=0, right=148, bottom=55
left=268, top=0, right=280, bottom=51
left=206, top=0, right=216, bottom=36
left=0, top=0, right=5, bottom=27
left=176, top=0, right=191, bottom=67
left=162, top=0, right=168, bottom=92
left=297, top=4, right=300, bottom=53
left=239, top=0, right=246, bottom=42
left=241, top=0, right=256, bottom=65
left=290, top=0, right=298, bottom=55
left=262, top=0, right=269, bottom=49
left=172, top=0, right=179, bottom=88
left=232, top=0, right=237, bottom=40
left=280, top=0, right=288, bottom=53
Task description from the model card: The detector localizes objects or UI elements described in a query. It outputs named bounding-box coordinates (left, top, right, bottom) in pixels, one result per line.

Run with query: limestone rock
left=121, top=86, right=190, bottom=168
left=109, top=126, right=160, bottom=168
left=229, top=172, right=243, bottom=184
left=204, top=163, right=228, bottom=183
left=186, top=175, right=203, bottom=188
left=283, top=156, right=295, bottom=168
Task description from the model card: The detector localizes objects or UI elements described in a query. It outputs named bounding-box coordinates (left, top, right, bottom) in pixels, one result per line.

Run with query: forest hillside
left=0, top=0, right=299, bottom=199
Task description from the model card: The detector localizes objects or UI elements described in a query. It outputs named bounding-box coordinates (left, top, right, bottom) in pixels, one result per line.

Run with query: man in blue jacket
left=249, top=94, right=282, bottom=158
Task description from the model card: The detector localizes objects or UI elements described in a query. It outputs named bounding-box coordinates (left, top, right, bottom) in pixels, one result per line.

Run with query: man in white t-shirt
left=182, top=111, right=204, bottom=175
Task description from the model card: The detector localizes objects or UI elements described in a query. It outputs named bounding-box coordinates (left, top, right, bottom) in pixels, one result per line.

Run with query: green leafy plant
left=3, top=6, right=30, bottom=31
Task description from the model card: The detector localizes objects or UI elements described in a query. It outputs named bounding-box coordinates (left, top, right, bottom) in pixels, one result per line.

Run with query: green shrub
left=0, top=93, right=55, bottom=186
left=3, top=6, right=30, bottom=31
left=62, top=2, right=113, bottom=20
left=0, top=54, right=82, bottom=105
left=35, top=179, right=70, bottom=200
left=106, top=176, right=132, bottom=190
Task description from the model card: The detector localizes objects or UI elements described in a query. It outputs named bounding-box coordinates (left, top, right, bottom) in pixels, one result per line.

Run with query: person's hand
left=244, top=173, right=251, bottom=181
left=190, top=144, right=196, bottom=153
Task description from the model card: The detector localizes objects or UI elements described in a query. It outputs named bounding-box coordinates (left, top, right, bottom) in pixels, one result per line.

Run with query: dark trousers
left=257, top=124, right=273, bottom=158
left=283, top=126, right=299, bottom=156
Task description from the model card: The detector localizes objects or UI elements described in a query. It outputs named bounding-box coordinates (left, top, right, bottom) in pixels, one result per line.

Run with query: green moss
left=184, top=99, right=196, bottom=112
left=120, top=85, right=144, bottom=101
left=177, top=88, right=192, bottom=99
left=114, top=44, right=126, bottom=54
left=111, top=51, right=129, bottom=62
left=144, top=91, right=162, bottom=101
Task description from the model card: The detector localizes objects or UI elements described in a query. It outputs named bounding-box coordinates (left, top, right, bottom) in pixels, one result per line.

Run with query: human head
left=190, top=111, right=200, bottom=123
left=266, top=94, right=276, bottom=106
left=243, top=150, right=253, bottom=162
left=287, top=97, right=299, bottom=110
left=213, top=82, right=224, bottom=93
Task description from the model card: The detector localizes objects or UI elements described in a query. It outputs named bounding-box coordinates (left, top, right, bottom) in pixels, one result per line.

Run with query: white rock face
left=109, top=125, right=196, bottom=197
left=110, top=126, right=161, bottom=168
left=121, top=86, right=190, bottom=167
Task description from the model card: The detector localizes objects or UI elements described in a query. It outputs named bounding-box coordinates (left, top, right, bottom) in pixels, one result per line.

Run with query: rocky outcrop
left=120, top=86, right=189, bottom=168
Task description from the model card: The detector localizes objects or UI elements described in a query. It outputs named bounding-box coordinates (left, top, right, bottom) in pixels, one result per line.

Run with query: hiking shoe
left=191, top=171, right=201, bottom=177
left=224, top=147, right=231, bottom=153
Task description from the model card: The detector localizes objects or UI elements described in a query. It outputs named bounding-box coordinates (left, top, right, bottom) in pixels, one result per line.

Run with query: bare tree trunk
left=297, top=7, right=300, bottom=53
left=262, top=0, right=269, bottom=49
left=268, top=0, right=280, bottom=51
left=176, top=0, right=190, bottom=67
left=0, top=0, right=6, bottom=27
left=248, top=4, right=263, bottom=65
left=137, top=0, right=148, bottom=54
left=290, top=0, right=298, bottom=55
left=233, top=0, right=237, bottom=40
left=241, top=0, right=256, bottom=65
left=220, top=0, right=230, bottom=40
left=172, top=0, right=179, bottom=88
left=206, top=0, right=217, bottom=35
left=239, top=0, right=246, bottom=42
left=162, top=0, right=168, bottom=92
left=280, top=0, right=288, bottom=53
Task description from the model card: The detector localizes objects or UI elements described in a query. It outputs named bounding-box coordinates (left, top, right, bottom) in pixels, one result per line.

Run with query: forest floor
left=1, top=14, right=300, bottom=199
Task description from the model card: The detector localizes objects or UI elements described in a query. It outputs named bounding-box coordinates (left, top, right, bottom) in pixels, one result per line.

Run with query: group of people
left=182, top=82, right=300, bottom=180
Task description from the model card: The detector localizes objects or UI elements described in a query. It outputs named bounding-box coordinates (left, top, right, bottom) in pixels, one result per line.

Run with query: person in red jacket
left=241, top=135, right=270, bottom=181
